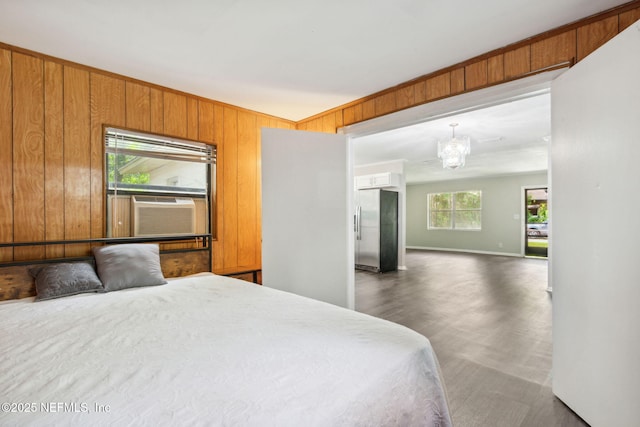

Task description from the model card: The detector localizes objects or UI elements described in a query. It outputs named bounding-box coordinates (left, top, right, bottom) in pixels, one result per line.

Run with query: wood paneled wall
left=297, top=2, right=640, bottom=132
left=0, top=45, right=294, bottom=275
left=0, top=1, right=637, bottom=275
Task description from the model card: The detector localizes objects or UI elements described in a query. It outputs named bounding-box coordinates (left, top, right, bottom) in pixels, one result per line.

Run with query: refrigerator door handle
left=355, top=205, right=361, bottom=240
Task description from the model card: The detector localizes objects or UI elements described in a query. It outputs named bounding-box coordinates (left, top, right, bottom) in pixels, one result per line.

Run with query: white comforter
left=0, top=273, right=451, bottom=426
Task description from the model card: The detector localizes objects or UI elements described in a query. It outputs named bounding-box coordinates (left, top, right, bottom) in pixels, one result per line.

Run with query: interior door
left=261, top=128, right=354, bottom=309
left=551, top=20, right=640, bottom=427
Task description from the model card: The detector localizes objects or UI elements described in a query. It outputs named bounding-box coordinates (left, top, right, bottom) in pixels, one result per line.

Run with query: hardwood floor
left=355, top=249, right=588, bottom=427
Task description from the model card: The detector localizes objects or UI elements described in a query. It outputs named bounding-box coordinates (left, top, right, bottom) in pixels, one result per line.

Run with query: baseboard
left=398, top=265, right=407, bottom=271
left=406, top=246, right=522, bottom=258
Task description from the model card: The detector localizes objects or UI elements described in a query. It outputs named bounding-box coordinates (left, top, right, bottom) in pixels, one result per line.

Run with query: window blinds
left=105, top=127, right=216, bottom=164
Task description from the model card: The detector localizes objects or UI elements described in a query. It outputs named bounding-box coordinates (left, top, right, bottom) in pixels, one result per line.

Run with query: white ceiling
left=0, top=0, right=628, bottom=121
left=353, top=91, right=551, bottom=183
left=0, top=0, right=629, bottom=184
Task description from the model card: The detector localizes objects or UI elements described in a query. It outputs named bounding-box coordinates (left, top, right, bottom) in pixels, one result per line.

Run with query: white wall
left=406, top=172, right=547, bottom=255
left=551, top=21, right=640, bottom=427
left=354, top=160, right=406, bottom=269
left=148, top=162, right=207, bottom=189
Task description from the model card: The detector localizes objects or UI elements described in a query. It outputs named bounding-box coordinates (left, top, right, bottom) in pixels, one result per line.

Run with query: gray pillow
left=30, top=262, right=104, bottom=301
left=92, top=244, right=167, bottom=292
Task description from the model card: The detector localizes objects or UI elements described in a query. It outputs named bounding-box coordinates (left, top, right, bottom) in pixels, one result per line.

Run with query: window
left=105, top=127, right=216, bottom=238
left=428, top=191, right=482, bottom=230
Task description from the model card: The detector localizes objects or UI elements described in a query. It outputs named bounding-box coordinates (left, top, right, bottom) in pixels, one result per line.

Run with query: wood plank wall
left=0, top=1, right=637, bottom=275
left=0, top=45, right=294, bottom=275
left=296, top=2, right=640, bottom=133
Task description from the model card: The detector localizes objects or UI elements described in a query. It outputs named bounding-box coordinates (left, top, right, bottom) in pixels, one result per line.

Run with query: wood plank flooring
left=355, top=249, right=588, bottom=427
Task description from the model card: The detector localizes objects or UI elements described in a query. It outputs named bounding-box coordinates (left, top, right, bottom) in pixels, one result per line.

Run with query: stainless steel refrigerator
left=354, top=189, right=398, bottom=272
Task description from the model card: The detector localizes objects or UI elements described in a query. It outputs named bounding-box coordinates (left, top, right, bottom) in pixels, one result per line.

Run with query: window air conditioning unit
left=131, top=196, right=196, bottom=237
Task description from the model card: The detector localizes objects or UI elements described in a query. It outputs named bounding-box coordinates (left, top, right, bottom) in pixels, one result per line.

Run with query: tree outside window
left=428, top=191, right=481, bottom=230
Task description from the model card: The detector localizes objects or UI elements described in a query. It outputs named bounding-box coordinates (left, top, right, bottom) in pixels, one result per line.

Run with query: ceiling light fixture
left=437, top=123, right=470, bottom=169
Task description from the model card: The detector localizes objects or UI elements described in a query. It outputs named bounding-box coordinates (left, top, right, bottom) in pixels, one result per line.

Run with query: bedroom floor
left=355, top=250, right=588, bottom=427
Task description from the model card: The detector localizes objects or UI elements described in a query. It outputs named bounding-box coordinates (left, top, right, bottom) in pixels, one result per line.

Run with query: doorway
left=342, top=71, right=563, bottom=260
left=525, top=187, right=548, bottom=257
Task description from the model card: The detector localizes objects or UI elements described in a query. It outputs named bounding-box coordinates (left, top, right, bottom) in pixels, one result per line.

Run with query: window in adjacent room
left=104, top=127, right=216, bottom=238
left=428, top=191, right=482, bottom=230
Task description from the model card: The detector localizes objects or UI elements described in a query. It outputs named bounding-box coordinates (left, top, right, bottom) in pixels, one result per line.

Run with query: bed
left=0, top=243, right=452, bottom=426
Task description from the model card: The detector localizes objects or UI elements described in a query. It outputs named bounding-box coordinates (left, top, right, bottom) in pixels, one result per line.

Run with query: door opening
left=525, top=187, right=548, bottom=257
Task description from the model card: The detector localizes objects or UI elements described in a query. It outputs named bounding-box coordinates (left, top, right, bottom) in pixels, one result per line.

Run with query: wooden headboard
left=0, top=235, right=212, bottom=301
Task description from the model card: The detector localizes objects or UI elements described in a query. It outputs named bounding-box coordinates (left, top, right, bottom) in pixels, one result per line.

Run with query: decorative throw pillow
left=92, top=244, right=167, bottom=292
left=30, top=262, right=104, bottom=301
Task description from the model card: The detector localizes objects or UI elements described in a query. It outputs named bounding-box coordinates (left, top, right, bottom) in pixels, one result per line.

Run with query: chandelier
left=437, top=123, right=470, bottom=169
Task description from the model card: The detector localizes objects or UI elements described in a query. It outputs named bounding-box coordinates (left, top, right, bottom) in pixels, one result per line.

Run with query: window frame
left=427, top=190, right=482, bottom=231
left=103, top=126, right=217, bottom=238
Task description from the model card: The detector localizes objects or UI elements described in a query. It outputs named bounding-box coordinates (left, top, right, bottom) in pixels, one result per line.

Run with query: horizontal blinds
left=105, top=127, right=216, bottom=164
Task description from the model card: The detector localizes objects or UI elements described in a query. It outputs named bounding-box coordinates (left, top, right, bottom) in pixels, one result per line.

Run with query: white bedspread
left=0, top=273, right=451, bottom=426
